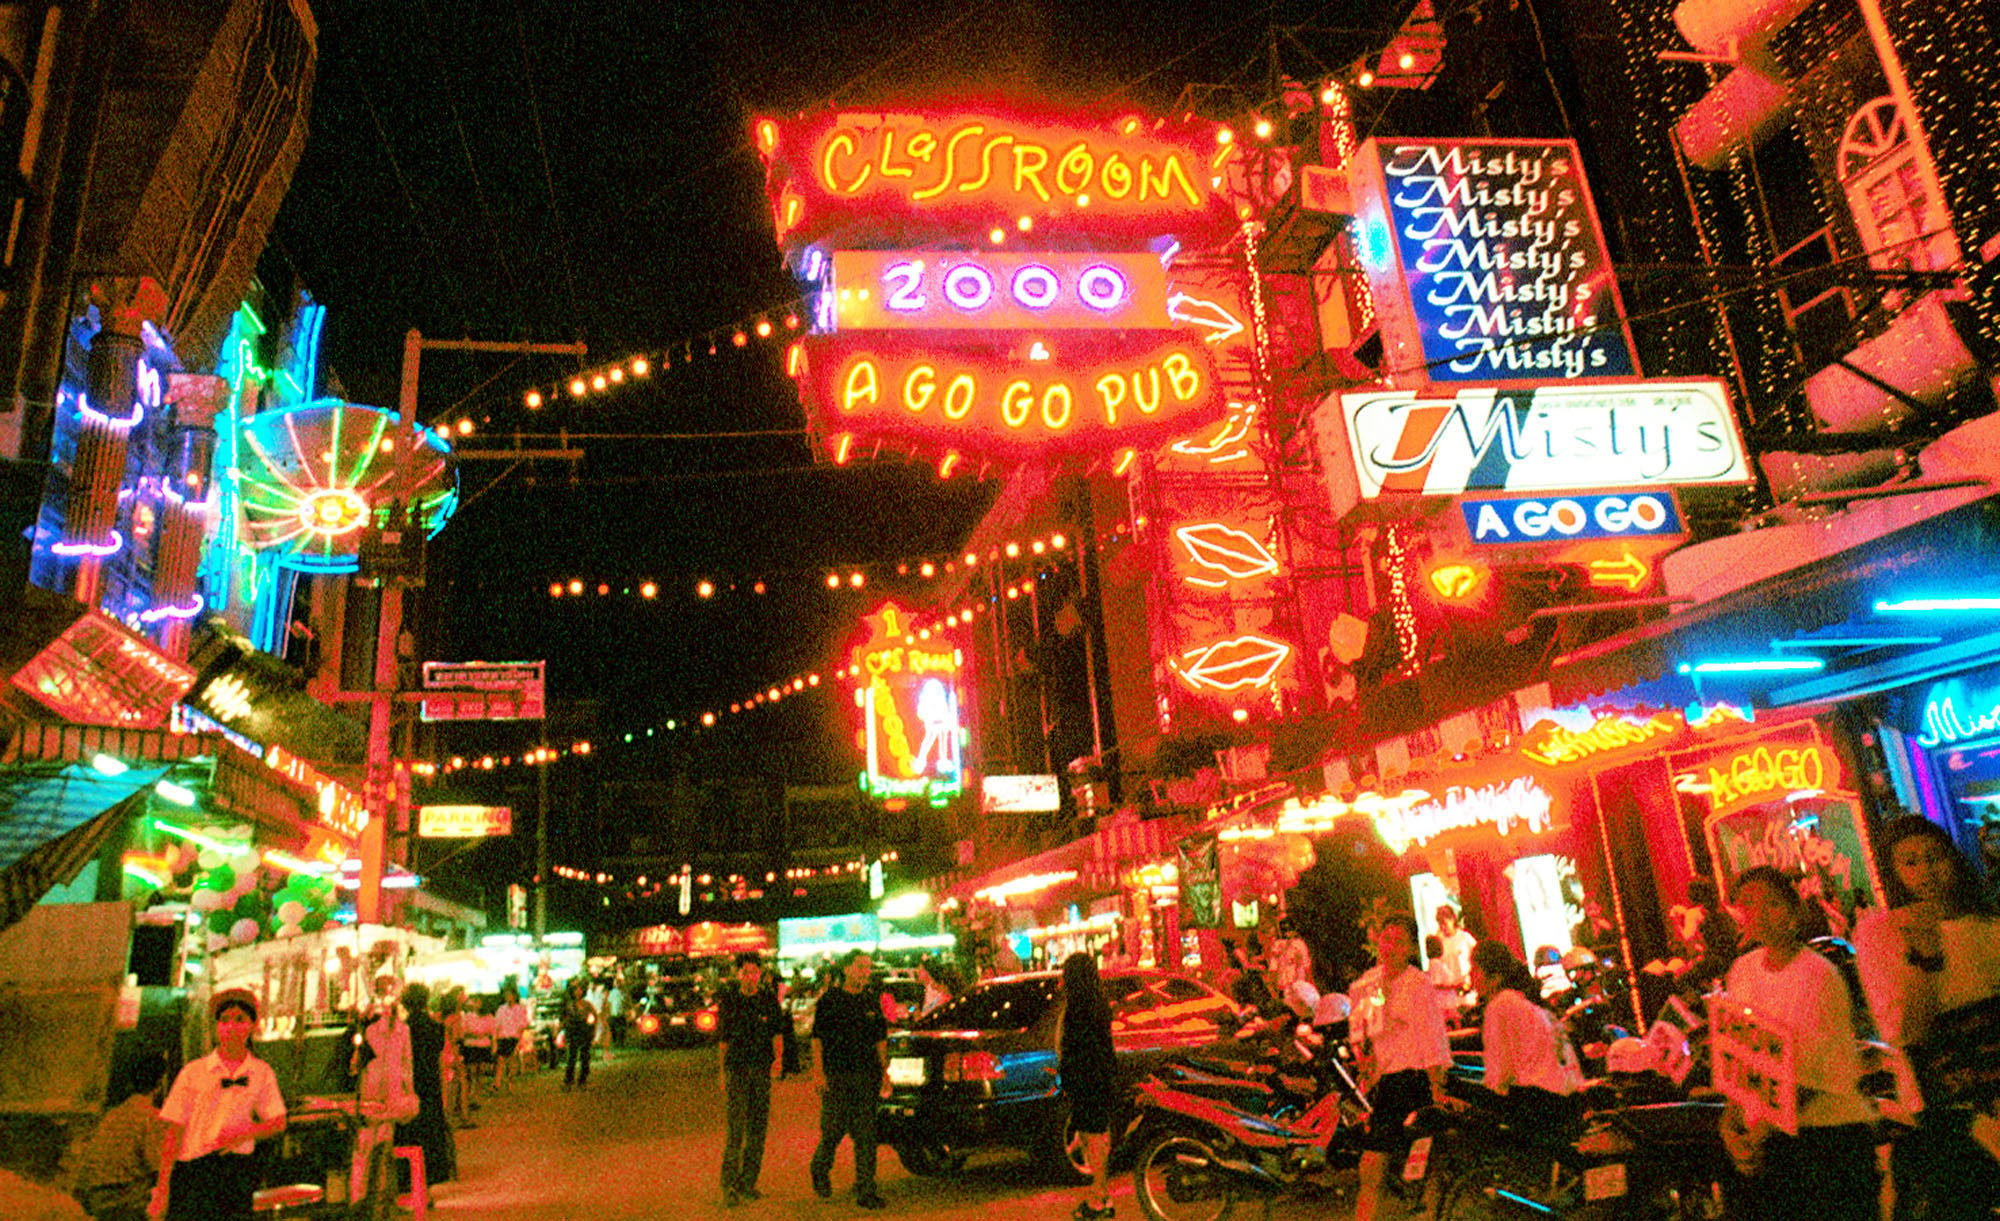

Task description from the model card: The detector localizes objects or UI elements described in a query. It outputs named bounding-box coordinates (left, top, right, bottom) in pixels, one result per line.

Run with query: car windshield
left=910, top=977, right=1060, bottom=1032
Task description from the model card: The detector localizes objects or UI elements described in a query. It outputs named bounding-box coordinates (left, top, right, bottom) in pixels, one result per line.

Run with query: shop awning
left=1548, top=492, right=2000, bottom=707
left=0, top=763, right=168, bottom=931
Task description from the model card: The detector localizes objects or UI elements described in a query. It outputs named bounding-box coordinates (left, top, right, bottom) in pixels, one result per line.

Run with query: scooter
left=1125, top=999, right=1374, bottom=1221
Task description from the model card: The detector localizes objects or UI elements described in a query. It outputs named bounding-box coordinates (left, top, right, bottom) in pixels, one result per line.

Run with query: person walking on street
left=716, top=953, right=786, bottom=1207
left=75, top=1053, right=167, bottom=1220
left=395, top=982, right=454, bottom=1193
left=1854, top=817, right=2000, bottom=1220
left=493, top=984, right=529, bottom=1092
left=147, top=990, right=287, bottom=1220
left=1058, top=953, right=1118, bottom=1220
left=1719, top=866, right=1878, bottom=1221
left=1350, top=914, right=1450, bottom=1221
left=808, top=950, right=889, bottom=1210
left=560, top=978, right=597, bottom=1090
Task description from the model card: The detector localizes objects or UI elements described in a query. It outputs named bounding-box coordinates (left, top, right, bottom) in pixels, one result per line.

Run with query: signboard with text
left=848, top=602, right=964, bottom=807
left=981, top=774, right=1061, bottom=814
left=417, top=805, right=513, bottom=838
left=419, top=660, right=545, bottom=722
left=1329, top=380, right=1750, bottom=502
left=1349, top=137, right=1638, bottom=385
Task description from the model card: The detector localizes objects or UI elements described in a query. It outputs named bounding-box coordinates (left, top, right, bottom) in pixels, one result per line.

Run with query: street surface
left=429, top=1047, right=1361, bottom=1220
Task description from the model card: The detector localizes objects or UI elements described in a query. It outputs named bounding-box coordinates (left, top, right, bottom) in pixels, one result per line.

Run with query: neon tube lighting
left=1676, top=659, right=1826, bottom=675
left=261, top=850, right=332, bottom=876
left=140, top=595, right=206, bottom=624
left=78, top=393, right=144, bottom=429
left=52, top=531, right=125, bottom=558
left=1875, top=598, right=2000, bottom=613
left=153, top=780, right=198, bottom=806
left=123, top=863, right=166, bottom=887
left=151, top=818, right=250, bottom=858
left=89, top=753, right=129, bottom=776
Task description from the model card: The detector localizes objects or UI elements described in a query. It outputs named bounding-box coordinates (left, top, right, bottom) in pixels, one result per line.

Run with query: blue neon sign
left=1460, top=491, right=1684, bottom=544
left=1914, top=678, right=2000, bottom=748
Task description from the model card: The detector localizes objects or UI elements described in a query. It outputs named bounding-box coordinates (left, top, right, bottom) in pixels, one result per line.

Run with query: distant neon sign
left=1522, top=711, right=1680, bottom=767
left=1914, top=680, right=2000, bottom=747
left=1371, top=777, right=1557, bottom=855
left=1674, top=742, right=1833, bottom=816
left=851, top=603, right=964, bottom=807
left=1174, top=522, right=1279, bottom=587
left=826, top=251, right=1168, bottom=331
left=761, top=108, right=1240, bottom=248
left=803, top=334, right=1223, bottom=456
left=1172, top=634, right=1293, bottom=693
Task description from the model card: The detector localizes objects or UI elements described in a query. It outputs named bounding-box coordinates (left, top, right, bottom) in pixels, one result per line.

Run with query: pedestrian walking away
left=808, top=949, right=889, bottom=1209
left=560, top=977, right=597, bottom=1089
left=1057, top=952, right=1117, bottom=1220
left=716, top=952, right=786, bottom=1207
left=147, top=989, right=287, bottom=1221
left=1349, top=914, right=1450, bottom=1221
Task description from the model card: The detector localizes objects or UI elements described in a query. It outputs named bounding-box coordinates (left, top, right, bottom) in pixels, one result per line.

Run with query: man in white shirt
left=1433, top=905, right=1476, bottom=992
left=149, top=989, right=287, bottom=1219
left=1349, top=915, right=1451, bottom=1221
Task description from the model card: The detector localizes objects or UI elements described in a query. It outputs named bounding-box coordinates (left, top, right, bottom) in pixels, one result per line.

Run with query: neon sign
left=298, top=488, right=370, bottom=538
left=1370, top=777, right=1557, bottom=855
left=1172, top=635, right=1294, bottom=693
left=1174, top=522, right=1279, bottom=587
left=803, top=333, right=1223, bottom=456
left=760, top=108, right=1239, bottom=248
left=824, top=250, right=1168, bottom=331
left=1461, top=492, right=1685, bottom=545
left=1674, top=742, right=1833, bottom=815
left=1914, top=680, right=2000, bottom=747
left=850, top=602, right=964, bottom=807
left=1521, top=711, right=1681, bottom=767
left=265, top=744, right=368, bottom=841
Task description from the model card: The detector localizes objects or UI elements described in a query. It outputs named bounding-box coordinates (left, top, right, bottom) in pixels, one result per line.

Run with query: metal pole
left=535, top=738, right=549, bottom=943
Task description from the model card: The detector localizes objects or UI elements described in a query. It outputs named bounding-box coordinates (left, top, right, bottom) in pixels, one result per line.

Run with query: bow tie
left=219, top=1076, right=250, bottom=1089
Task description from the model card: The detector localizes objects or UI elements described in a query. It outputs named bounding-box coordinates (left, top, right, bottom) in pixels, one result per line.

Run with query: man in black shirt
left=716, top=953, right=785, bottom=1207
left=808, top=949, right=889, bottom=1209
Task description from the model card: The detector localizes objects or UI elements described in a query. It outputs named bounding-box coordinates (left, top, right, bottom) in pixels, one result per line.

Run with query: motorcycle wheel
left=1133, top=1131, right=1238, bottom=1221
left=894, top=1141, right=969, bottom=1177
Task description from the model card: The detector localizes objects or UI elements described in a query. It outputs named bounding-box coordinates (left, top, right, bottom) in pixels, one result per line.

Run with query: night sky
left=265, top=1, right=1406, bottom=809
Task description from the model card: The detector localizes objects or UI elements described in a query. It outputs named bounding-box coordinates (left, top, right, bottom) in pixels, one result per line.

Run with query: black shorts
left=1359, top=1069, right=1434, bottom=1154
left=462, top=1044, right=494, bottom=1065
left=496, top=1037, right=519, bottom=1057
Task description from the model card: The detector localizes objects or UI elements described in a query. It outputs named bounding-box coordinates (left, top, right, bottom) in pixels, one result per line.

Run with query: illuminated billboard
left=848, top=602, right=964, bottom=807
left=758, top=107, right=1242, bottom=250
left=1348, top=138, right=1637, bottom=385
left=1327, top=380, right=1750, bottom=502
left=822, top=250, right=1170, bottom=331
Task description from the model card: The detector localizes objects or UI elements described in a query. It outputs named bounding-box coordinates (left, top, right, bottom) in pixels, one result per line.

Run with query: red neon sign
left=759, top=107, right=1243, bottom=249
left=828, top=251, right=1170, bottom=331
left=801, top=333, right=1224, bottom=456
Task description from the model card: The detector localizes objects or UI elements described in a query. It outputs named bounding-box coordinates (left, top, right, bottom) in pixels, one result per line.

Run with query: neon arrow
left=1587, top=549, right=1650, bottom=593
left=1167, top=293, right=1245, bottom=344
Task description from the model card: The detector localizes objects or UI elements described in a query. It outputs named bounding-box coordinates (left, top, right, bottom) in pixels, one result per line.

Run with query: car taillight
left=637, top=1014, right=661, bottom=1037
left=694, top=1009, right=719, bottom=1033
left=942, top=1051, right=1004, bottom=1082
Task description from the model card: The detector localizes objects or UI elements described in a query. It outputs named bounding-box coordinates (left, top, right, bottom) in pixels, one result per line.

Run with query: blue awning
left=0, top=762, right=167, bottom=930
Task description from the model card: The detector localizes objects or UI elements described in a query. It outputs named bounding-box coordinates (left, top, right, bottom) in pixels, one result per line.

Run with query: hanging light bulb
left=755, top=319, right=773, bottom=338
left=632, top=356, right=650, bottom=376
left=591, top=374, right=608, bottom=391
left=525, top=390, right=544, bottom=409
left=569, top=377, right=588, bottom=397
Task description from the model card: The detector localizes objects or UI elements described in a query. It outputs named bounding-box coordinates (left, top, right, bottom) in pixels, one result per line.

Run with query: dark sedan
left=632, top=977, right=720, bottom=1047
left=876, top=969, right=1242, bottom=1183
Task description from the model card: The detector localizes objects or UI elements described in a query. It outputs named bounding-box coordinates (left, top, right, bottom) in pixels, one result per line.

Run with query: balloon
left=230, top=918, right=260, bottom=945
left=206, top=932, right=231, bottom=953
left=300, top=913, right=328, bottom=934
left=277, top=901, right=306, bottom=925
left=275, top=924, right=302, bottom=939
left=208, top=910, right=236, bottom=935
left=203, top=864, right=236, bottom=894
left=190, top=888, right=223, bottom=913
left=232, top=892, right=270, bottom=922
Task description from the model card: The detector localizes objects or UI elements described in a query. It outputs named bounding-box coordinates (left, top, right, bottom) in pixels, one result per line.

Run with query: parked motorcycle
left=1125, top=999, right=1373, bottom=1221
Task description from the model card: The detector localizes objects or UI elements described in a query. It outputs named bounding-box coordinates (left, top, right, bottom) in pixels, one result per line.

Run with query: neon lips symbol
left=1175, top=523, right=1280, bottom=588
left=1174, top=635, right=1293, bottom=692
left=1167, top=292, right=1246, bottom=344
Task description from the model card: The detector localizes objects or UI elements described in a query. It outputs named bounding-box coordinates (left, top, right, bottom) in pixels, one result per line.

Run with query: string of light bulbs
left=516, top=300, right=807, bottom=411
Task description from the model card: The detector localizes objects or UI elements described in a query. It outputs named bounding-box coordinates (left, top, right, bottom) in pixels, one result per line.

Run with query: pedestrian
left=914, top=957, right=953, bottom=1015
left=1432, top=904, right=1475, bottom=992
left=590, top=977, right=614, bottom=1063
left=437, top=987, right=470, bottom=1127
left=74, top=1053, right=167, bottom=1220
left=458, top=995, right=496, bottom=1103
left=493, top=984, right=529, bottom=1091
left=1466, top=940, right=1581, bottom=1129
left=607, top=973, right=630, bottom=1052
left=1718, top=866, right=1877, bottom=1221
left=1676, top=876, right=1742, bottom=997
left=1226, top=940, right=1279, bottom=1016
left=147, top=989, right=287, bottom=1220
left=808, top=949, right=889, bottom=1210
left=1349, top=914, right=1450, bottom=1221
left=1058, top=953, right=1117, bottom=1220
left=350, top=988, right=415, bottom=1206
left=560, top=977, right=597, bottom=1089
left=716, top=953, right=785, bottom=1207
left=395, top=982, right=454, bottom=1192
left=1268, top=916, right=1313, bottom=997
left=1853, top=817, right=2000, bottom=1220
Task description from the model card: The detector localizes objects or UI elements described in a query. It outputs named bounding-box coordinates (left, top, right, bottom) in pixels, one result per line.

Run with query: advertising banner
left=1178, top=834, right=1222, bottom=929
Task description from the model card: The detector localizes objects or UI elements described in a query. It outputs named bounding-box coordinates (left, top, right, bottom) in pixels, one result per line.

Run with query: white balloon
left=206, top=932, right=231, bottom=953
left=190, top=889, right=223, bottom=913
left=230, top=918, right=261, bottom=945
left=277, top=900, right=307, bottom=924
left=275, top=924, right=302, bottom=939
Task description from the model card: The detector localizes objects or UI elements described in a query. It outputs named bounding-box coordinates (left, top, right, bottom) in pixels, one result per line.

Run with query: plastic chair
left=393, top=1145, right=429, bottom=1220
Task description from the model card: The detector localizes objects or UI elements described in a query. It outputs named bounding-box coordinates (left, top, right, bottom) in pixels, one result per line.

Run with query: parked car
left=876, top=968, right=1243, bottom=1183
left=631, top=976, right=720, bottom=1047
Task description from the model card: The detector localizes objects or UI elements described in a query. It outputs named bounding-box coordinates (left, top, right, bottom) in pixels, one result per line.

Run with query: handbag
left=1908, top=992, right=2000, bottom=1109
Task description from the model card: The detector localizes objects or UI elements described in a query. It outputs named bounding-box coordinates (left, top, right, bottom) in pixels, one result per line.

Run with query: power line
left=512, top=0, right=585, bottom=345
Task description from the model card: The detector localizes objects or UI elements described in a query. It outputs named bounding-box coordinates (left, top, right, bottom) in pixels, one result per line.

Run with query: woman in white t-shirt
left=1853, top=817, right=2000, bottom=1220
left=1720, top=866, right=1878, bottom=1221
left=1467, top=939, right=1580, bottom=1129
left=493, top=984, right=530, bottom=1090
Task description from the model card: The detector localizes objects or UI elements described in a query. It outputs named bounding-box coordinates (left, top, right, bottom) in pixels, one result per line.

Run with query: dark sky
left=266, top=0, right=1399, bottom=787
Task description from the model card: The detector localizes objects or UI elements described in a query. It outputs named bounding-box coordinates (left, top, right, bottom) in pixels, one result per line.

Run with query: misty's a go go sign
left=802, top=333, right=1223, bottom=455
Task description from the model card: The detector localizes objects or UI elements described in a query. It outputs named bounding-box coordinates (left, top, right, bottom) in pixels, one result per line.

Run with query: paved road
left=425, top=1047, right=1365, bottom=1220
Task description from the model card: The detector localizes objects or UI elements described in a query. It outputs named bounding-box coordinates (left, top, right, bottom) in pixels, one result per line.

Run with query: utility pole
left=535, top=737, right=550, bottom=942
left=356, top=330, right=587, bottom=930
